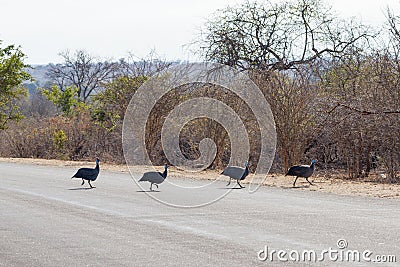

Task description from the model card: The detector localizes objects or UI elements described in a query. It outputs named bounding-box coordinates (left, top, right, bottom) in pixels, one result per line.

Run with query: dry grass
left=1, top=157, right=399, bottom=199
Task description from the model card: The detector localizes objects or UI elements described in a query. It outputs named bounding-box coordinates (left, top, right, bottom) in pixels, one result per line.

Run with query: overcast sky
left=1, top=0, right=399, bottom=65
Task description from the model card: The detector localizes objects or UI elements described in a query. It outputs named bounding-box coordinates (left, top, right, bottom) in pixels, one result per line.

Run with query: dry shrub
left=0, top=111, right=124, bottom=163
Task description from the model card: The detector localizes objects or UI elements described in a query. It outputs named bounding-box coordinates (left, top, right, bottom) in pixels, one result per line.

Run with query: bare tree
left=250, top=67, right=321, bottom=171
left=47, top=50, right=119, bottom=102
left=387, top=7, right=400, bottom=44
left=118, top=50, right=173, bottom=77
left=199, top=0, right=370, bottom=71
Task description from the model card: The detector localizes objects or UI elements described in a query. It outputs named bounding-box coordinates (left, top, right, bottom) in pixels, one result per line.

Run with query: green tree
left=0, top=41, right=31, bottom=129
left=41, top=85, right=86, bottom=117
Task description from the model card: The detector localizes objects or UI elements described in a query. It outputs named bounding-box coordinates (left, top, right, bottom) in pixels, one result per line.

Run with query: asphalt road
left=0, top=162, right=399, bottom=266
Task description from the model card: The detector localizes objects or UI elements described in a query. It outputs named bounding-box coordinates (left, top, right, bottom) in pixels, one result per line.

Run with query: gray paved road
left=0, top=162, right=399, bottom=266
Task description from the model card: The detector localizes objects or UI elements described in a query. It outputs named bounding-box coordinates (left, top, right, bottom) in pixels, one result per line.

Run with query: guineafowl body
left=221, top=161, right=249, bottom=188
left=286, top=159, right=317, bottom=187
left=139, top=165, right=168, bottom=191
left=72, top=158, right=100, bottom=188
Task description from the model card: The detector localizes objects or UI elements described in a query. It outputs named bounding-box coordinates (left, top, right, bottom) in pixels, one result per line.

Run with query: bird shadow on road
left=281, top=185, right=311, bottom=189
left=136, top=190, right=161, bottom=193
left=217, top=187, right=246, bottom=190
left=67, top=187, right=94, bottom=190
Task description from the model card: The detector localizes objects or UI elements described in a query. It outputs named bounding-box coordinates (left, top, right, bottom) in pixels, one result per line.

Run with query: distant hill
left=22, top=61, right=181, bottom=95
left=24, top=64, right=52, bottom=94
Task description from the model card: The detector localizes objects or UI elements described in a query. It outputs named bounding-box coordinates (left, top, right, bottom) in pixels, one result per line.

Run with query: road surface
left=0, top=162, right=399, bottom=266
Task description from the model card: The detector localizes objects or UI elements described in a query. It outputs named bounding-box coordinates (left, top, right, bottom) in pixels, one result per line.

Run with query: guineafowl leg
left=293, top=177, right=298, bottom=187
left=155, top=184, right=159, bottom=188
left=306, top=178, right=314, bottom=185
left=237, top=180, right=244, bottom=188
left=81, top=179, right=85, bottom=185
left=150, top=183, right=153, bottom=191
left=88, top=181, right=94, bottom=188
left=226, top=178, right=231, bottom=186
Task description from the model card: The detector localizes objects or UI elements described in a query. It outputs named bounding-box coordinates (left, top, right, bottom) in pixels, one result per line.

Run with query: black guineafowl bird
left=286, top=159, right=317, bottom=187
left=139, top=165, right=168, bottom=191
left=221, top=161, right=249, bottom=189
left=71, top=158, right=100, bottom=188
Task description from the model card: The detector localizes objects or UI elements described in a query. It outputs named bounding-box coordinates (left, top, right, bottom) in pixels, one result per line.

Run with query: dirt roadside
left=1, top=157, right=399, bottom=199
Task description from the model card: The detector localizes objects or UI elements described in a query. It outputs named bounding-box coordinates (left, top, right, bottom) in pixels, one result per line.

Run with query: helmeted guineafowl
left=221, top=161, right=249, bottom=189
left=286, top=159, right=317, bottom=187
left=139, top=165, right=168, bottom=191
left=71, top=158, right=100, bottom=188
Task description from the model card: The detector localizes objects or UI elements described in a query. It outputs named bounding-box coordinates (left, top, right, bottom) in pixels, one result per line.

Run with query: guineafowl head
left=96, top=158, right=100, bottom=164
left=245, top=161, right=249, bottom=167
left=311, top=159, right=317, bottom=164
left=164, top=164, right=169, bottom=170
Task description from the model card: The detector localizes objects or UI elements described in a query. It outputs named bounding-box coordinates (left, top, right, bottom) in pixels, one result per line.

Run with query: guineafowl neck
left=310, top=163, right=315, bottom=170
left=162, top=169, right=167, bottom=178
left=241, top=166, right=249, bottom=179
